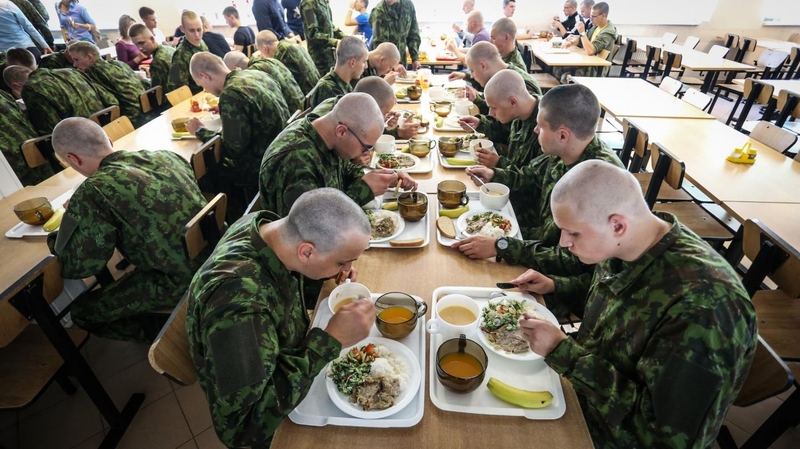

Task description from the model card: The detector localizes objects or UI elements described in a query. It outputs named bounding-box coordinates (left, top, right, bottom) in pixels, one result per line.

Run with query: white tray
left=366, top=192, right=430, bottom=249
left=432, top=116, right=465, bottom=132
left=289, top=295, right=426, bottom=428
left=5, top=190, right=74, bottom=239
left=369, top=145, right=435, bottom=174
left=436, top=191, right=522, bottom=246
left=428, top=286, right=566, bottom=420
left=438, top=148, right=477, bottom=169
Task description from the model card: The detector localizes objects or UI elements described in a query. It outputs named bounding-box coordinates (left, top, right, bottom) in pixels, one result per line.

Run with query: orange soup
left=439, top=352, right=483, bottom=379
left=439, top=306, right=477, bottom=325
left=379, top=306, right=415, bottom=324
left=332, top=298, right=355, bottom=313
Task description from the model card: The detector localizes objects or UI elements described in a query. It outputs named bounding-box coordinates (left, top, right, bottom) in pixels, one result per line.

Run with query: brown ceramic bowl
left=374, top=292, right=428, bottom=339
left=435, top=334, right=488, bottom=393
left=397, top=192, right=428, bottom=222
left=408, top=137, right=434, bottom=158
left=171, top=117, right=190, bottom=133
left=437, top=180, right=469, bottom=209
left=407, top=85, right=423, bottom=101
left=13, top=197, right=54, bottom=225
left=438, top=136, right=462, bottom=157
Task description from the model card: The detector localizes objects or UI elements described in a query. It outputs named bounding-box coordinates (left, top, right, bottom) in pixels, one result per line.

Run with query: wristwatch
left=580, top=31, right=587, bottom=36
left=495, top=237, right=509, bottom=263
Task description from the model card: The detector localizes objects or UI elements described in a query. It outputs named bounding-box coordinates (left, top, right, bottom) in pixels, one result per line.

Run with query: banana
left=42, top=208, right=65, bottom=232
left=438, top=205, right=469, bottom=218
left=486, top=377, right=553, bottom=409
left=445, top=158, right=477, bottom=166
left=382, top=201, right=398, bottom=211
left=435, top=116, right=444, bottom=128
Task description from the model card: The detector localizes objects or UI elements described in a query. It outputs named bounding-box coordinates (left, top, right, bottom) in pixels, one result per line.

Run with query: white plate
left=369, top=210, right=405, bottom=243
left=325, top=337, right=421, bottom=419
left=373, top=153, right=420, bottom=171
left=433, top=117, right=465, bottom=132
left=476, top=298, right=560, bottom=361
left=365, top=193, right=431, bottom=249
left=457, top=211, right=515, bottom=237
left=396, top=72, right=417, bottom=84
left=436, top=192, right=523, bottom=246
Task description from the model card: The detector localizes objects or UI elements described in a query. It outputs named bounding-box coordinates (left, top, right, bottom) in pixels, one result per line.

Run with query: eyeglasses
left=339, top=122, right=373, bottom=153
left=590, top=13, right=604, bottom=18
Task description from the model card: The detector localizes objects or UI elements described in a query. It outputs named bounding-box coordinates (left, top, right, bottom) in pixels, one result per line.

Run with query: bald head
left=52, top=117, right=113, bottom=159
left=485, top=69, right=529, bottom=100
left=223, top=51, right=249, bottom=70
left=190, top=52, right=229, bottom=78
left=372, top=42, right=401, bottom=65
left=492, top=18, right=517, bottom=40
left=336, top=36, right=368, bottom=67
left=467, top=10, right=484, bottom=27
left=256, top=30, right=278, bottom=48
left=539, top=84, right=600, bottom=140
left=354, top=76, right=396, bottom=114
left=466, top=41, right=502, bottom=67
left=329, top=92, right=384, bottom=136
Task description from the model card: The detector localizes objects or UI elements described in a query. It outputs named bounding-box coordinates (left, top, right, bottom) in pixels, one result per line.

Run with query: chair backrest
left=102, top=116, right=134, bottom=143
left=659, top=76, right=682, bottom=96
left=662, top=50, right=683, bottom=70
left=166, top=85, right=192, bottom=106
left=789, top=33, right=800, bottom=44
left=724, top=33, right=740, bottom=50
left=683, top=36, right=700, bottom=49
left=619, top=39, right=638, bottom=73
left=708, top=44, right=730, bottom=59
left=139, top=85, right=164, bottom=114
left=182, top=193, right=227, bottom=260
left=88, top=105, right=120, bottom=127
left=662, top=32, right=677, bottom=44
left=303, top=84, right=320, bottom=110
left=735, top=37, right=758, bottom=63
left=776, top=89, right=800, bottom=127
left=620, top=118, right=650, bottom=171
left=640, top=45, right=662, bottom=79
left=245, top=43, right=256, bottom=58
left=147, top=293, right=196, bottom=386
left=598, top=48, right=611, bottom=62
left=521, top=44, right=533, bottom=72
left=756, top=50, right=790, bottom=79
left=742, top=219, right=800, bottom=298
left=733, top=79, right=776, bottom=130
left=682, top=88, right=712, bottom=111
left=733, top=336, right=794, bottom=407
left=644, top=142, right=685, bottom=209
left=784, top=47, right=800, bottom=80
left=190, top=135, right=222, bottom=182
left=749, top=122, right=798, bottom=154
left=20, top=135, right=63, bottom=172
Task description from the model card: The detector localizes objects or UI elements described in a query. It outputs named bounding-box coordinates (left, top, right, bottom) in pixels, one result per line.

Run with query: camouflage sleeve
left=150, top=59, right=170, bottom=90
left=544, top=273, right=592, bottom=317
left=167, top=51, right=188, bottom=94
left=30, top=0, right=48, bottom=20
left=308, top=81, right=335, bottom=110
left=343, top=163, right=374, bottom=207
left=198, top=278, right=341, bottom=447
left=92, top=81, right=119, bottom=108
left=406, top=4, right=421, bottom=61
left=196, top=128, right=220, bottom=143
left=23, top=89, right=62, bottom=135
left=492, top=153, right=547, bottom=193
left=301, top=3, right=338, bottom=48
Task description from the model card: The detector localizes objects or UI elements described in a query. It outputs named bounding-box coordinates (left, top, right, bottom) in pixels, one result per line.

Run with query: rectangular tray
left=288, top=294, right=426, bottom=428
left=5, top=189, right=74, bottom=239
left=428, top=286, right=566, bottom=420
left=369, top=144, right=435, bottom=174
left=367, top=192, right=430, bottom=249
left=436, top=191, right=522, bottom=246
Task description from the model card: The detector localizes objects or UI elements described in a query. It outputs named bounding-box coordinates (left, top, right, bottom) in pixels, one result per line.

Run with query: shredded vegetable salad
left=480, top=298, right=531, bottom=332
left=328, top=344, right=380, bottom=395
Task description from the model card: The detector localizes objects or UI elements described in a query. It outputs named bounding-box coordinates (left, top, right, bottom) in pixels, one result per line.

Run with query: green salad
left=328, top=344, right=379, bottom=395
left=480, top=298, right=531, bottom=332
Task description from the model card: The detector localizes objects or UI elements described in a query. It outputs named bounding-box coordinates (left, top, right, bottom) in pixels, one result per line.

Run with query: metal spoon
left=462, top=120, right=478, bottom=133
left=471, top=174, right=493, bottom=194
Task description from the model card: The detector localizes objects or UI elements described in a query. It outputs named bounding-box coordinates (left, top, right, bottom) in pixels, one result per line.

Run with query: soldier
left=47, top=118, right=208, bottom=343
left=69, top=41, right=148, bottom=128
left=452, top=84, right=622, bottom=295
left=254, top=29, right=319, bottom=94
left=129, top=23, right=175, bottom=90
left=185, top=52, right=290, bottom=219
left=187, top=188, right=376, bottom=448
left=307, top=36, right=367, bottom=109
left=3, top=64, right=118, bottom=135
left=37, top=47, right=73, bottom=70
left=223, top=50, right=303, bottom=112
left=9, top=0, right=54, bottom=50
left=5, top=47, right=36, bottom=69
left=355, top=42, right=401, bottom=86
left=491, top=18, right=526, bottom=71
left=300, top=0, right=344, bottom=75
left=370, top=0, right=421, bottom=73
left=511, top=160, right=757, bottom=448
left=167, top=10, right=208, bottom=94
left=0, top=90, right=54, bottom=185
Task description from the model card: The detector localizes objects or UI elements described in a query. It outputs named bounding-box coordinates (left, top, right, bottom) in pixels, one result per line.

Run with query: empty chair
left=708, top=44, right=730, bottom=59
left=617, top=39, right=638, bottom=77
left=166, top=85, right=192, bottom=106
left=646, top=51, right=683, bottom=85
left=102, top=116, right=135, bottom=143
left=657, top=76, right=682, bottom=96
left=139, top=85, right=165, bottom=116
left=21, top=134, right=63, bottom=172
left=679, top=45, right=731, bottom=87
left=745, top=49, right=790, bottom=79
left=662, top=32, right=677, bottom=44
left=627, top=45, right=661, bottom=79
left=782, top=47, right=800, bottom=80
left=710, top=78, right=776, bottom=130
left=749, top=122, right=798, bottom=154
left=682, top=88, right=712, bottom=111
left=723, top=33, right=739, bottom=51
left=683, top=36, right=700, bottom=49
left=88, top=105, right=120, bottom=127
left=775, top=89, right=800, bottom=135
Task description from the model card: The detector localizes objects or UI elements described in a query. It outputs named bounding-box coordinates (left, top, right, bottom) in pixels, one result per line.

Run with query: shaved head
left=3, top=65, right=31, bottom=89
left=467, top=10, right=484, bottom=26
left=190, top=52, right=228, bottom=78
left=336, top=36, right=368, bottom=67
left=539, top=84, right=600, bottom=140
left=256, top=30, right=278, bottom=48
left=128, top=23, right=151, bottom=39
left=330, top=92, right=384, bottom=137
left=373, top=42, right=401, bottom=64
left=52, top=117, right=113, bottom=159
left=485, top=69, right=529, bottom=100
left=492, top=18, right=517, bottom=39
left=181, top=10, right=200, bottom=27
left=466, top=41, right=502, bottom=68
left=354, top=76, right=396, bottom=113
left=223, top=51, right=249, bottom=70
left=6, top=48, right=36, bottom=70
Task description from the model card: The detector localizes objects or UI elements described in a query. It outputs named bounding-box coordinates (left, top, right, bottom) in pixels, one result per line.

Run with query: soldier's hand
left=448, top=72, right=466, bottom=81
left=362, top=169, right=401, bottom=196
left=465, top=165, right=495, bottom=183
left=394, top=64, right=407, bottom=78
left=397, top=120, right=420, bottom=139
left=476, top=148, right=499, bottom=168
left=411, top=61, right=421, bottom=71
left=396, top=171, right=417, bottom=191
left=384, top=71, right=397, bottom=85
left=465, top=86, right=478, bottom=101
left=510, top=269, right=555, bottom=295
left=457, top=115, right=480, bottom=132
left=384, top=111, right=400, bottom=129
left=326, top=299, right=375, bottom=347
left=185, top=118, right=203, bottom=136
left=451, top=235, right=497, bottom=259
left=519, top=314, right=566, bottom=356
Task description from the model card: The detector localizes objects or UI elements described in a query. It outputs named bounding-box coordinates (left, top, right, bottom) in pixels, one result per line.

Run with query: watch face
left=496, top=238, right=509, bottom=250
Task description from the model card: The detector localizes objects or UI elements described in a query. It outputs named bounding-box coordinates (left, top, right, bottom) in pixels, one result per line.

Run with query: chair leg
left=726, top=95, right=743, bottom=125
left=741, top=388, right=800, bottom=449
left=55, top=368, right=78, bottom=395
left=716, top=425, right=738, bottom=449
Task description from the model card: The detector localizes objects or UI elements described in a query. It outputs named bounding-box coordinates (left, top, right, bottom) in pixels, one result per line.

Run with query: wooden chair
left=102, top=116, right=134, bottom=143
left=682, top=88, right=712, bottom=111
left=734, top=37, right=758, bottom=63
left=657, top=76, right=682, bottom=96
left=190, top=135, right=222, bottom=184
left=616, top=38, right=638, bottom=77
left=775, top=89, right=800, bottom=136
left=748, top=122, right=798, bottom=155
left=662, top=32, right=677, bottom=44
left=21, top=135, right=64, bottom=172
left=245, top=43, right=256, bottom=58
left=723, top=33, right=739, bottom=52
left=683, top=36, right=700, bottom=49
left=680, top=45, right=730, bottom=86
left=645, top=142, right=733, bottom=245
left=710, top=78, right=775, bottom=131
left=646, top=51, right=683, bottom=85
left=531, top=72, right=561, bottom=90
left=166, top=85, right=192, bottom=106
left=627, top=45, right=661, bottom=80
left=781, top=47, right=800, bottom=80
left=149, top=193, right=228, bottom=386
left=745, top=49, right=790, bottom=79
left=139, top=85, right=165, bottom=116
left=88, top=105, right=120, bottom=127
left=287, top=107, right=311, bottom=125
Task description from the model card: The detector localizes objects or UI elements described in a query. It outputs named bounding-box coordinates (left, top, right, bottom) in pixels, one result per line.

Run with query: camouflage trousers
left=70, top=269, right=185, bottom=343
left=308, top=45, right=336, bottom=77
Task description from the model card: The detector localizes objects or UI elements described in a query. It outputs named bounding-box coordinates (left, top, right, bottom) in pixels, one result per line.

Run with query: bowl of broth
left=13, top=197, right=54, bottom=225
left=436, top=334, right=488, bottom=393
left=397, top=192, right=428, bottom=222
left=328, top=280, right=372, bottom=315
left=374, top=292, right=428, bottom=339
left=426, top=293, right=480, bottom=339
left=478, top=183, right=510, bottom=210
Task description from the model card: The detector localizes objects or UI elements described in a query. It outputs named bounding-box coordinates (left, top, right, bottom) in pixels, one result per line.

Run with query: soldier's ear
left=297, top=242, right=314, bottom=263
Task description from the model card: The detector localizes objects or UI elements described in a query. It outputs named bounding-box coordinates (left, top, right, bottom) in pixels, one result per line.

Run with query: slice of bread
left=389, top=238, right=424, bottom=247
left=437, top=216, right=456, bottom=239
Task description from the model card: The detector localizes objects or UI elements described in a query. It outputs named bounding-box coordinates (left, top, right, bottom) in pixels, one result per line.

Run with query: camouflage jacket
left=259, top=114, right=373, bottom=217
left=474, top=64, right=542, bottom=119
left=28, top=0, right=46, bottom=20
left=84, top=60, right=147, bottom=127
left=9, top=0, right=53, bottom=49
left=149, top=45, right=176, bottom=90
left=196, top=69, right=289, bottom=187
left=311, top=95, right=401, bottom=140
left=502, top=48, right=527, bottom=72
left=370, top=0, right=421, bottom=62
left=544, top=212, right=757, bottom=448
left=37, top=51, right=72, bottom=70
left=0, top=91, right=54, bottom=185
left=168, top=39, right=209, bottom=94
left=186, top=211, right=341, bottom=448
left=247, top=57, right=304, bottom=112
left=477, top=101, right=542, bottom=170
left=300, top=0, right=344, bottom=74
left=308, top=69, right=352, bottom=109
left=273, top=41, right=320, bottom=94
left=47, top=151, right=207, bottom=296
left=22, top=68, right=118, bottom=135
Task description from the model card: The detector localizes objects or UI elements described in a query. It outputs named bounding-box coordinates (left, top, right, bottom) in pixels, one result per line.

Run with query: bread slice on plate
left=436, top=216, right=456, bottom=239
left=389, top=238, right=424, bottom=247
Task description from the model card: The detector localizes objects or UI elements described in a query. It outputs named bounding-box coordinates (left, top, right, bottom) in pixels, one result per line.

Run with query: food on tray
left=486, top=377, right=553, bottom=409
left=332, top=297, right=356, bottom=313
left=367, top=210, right=398, bottom=239
left=389, top=238, right=424, bottom=247
left=465, top=212, right=512, bottom=237
left=395, top=88, right=407, bottom=99
left=438, top=205, right=469, bottom=219
left=439, top=305, right=477, bottom=325
left=480, top=298, right=545, bottom=354
left=445, top=158, right=476, bottom=166
left=436, top=216, right=456, bottom=238
left=42, top=208, right=65, bottom=232
left=377, top=153, right=415, bottom=169
left=462, top=133, right=486, bottom=145
left=440, top=352, right=484, bottom=378
left=328, top=343, right=410, bottom=411
left=382, top=201, right=398, bottom=211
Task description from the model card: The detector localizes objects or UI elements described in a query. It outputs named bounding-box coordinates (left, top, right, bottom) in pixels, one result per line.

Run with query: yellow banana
left=382, top=201, right=398, bottom=211
left=43, top=208, right=65, bottom=232
left=446, top=158, right=476, bottom=166
left=486, top=377, right=553, bottom=409
left=438, top=205, right=469, bottom=218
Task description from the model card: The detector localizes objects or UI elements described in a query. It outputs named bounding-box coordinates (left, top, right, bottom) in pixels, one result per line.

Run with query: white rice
left=479, top=222, right=506, bottom=238
left=370, top=345, right=410, bottom=392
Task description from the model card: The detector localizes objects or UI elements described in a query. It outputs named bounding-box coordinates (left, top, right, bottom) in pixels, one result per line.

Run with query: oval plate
left=373, top=153, right=420, bottom=171
left=477, top=297, right=560, bottom=361
left=369, top=210, right=405, bottom=243
left=457, top=210, right=515, bottom=237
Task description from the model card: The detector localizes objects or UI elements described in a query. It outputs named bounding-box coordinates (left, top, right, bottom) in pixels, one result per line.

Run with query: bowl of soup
left=397, top=192, right=428, bottom=222
left=479, top=183, right=510, bottom=210
left=328, top=280, right=372, bottom=315
left=374, top=292, right=427, bottom=339
left=436, top=334, right=488, bottom=393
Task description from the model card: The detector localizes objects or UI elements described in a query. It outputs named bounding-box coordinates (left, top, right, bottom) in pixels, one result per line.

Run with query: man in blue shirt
left=253, top=0, right=301, bottom=43
left=0, top=0, right=51, bottom=61
left=344, top=0, right=372, bottom=44
left=55, top=0, right=97, bottom=44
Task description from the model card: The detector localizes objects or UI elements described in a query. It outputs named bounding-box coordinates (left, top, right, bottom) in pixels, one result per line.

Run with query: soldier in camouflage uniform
left=4, top=65, right=118, bottom=135
left=186, top=188, right=376, bottom=448
left=512, top=160, right=757, bottom=448
left=69, top=42, right=148, bottom=127
left=167, top=10, right=209, bottom=94
left=28, top=0, right=46, bottom=19
left=37, top=49, right=73, bottom=70
left=185, top=52, right=290, bottom=219
left=47, top=118, right=208, bottom=343
left=255, top=30, right=320, bottom=94
left=129, top=24, right=175, bottom=90
left=491, top=18, right=526, bottom=71
left=300, top=0, right=344, bottom=75
left=370, top=0, right=422, bottom=70
left=223, top=50, right=303, bottom=113
left=0, top=90, right=54, bottom=185
left=353, top=42, right=401, bottom=87
left=9, top=0, right=53, bottom=49
left=307, top=36, right=367, bottom=109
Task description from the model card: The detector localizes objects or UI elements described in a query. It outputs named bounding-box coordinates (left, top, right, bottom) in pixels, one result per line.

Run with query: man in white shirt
left=139, top=6, right=167, bottom=45
left=502, top=0, right=534, bottom=39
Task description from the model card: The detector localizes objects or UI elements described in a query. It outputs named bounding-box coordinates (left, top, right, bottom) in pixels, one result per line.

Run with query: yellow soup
left=439, top=305, right=477, bottom=325
left=440, top=352, right=483, bottom=379
left=379, top=306, right=415, bottom=324
left=332, top=298, right=355, bottom=313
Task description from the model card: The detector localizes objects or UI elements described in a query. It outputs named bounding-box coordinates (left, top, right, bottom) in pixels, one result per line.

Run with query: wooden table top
left=272, top=201, right=593, bottom=448
left=754, top=38, right=800, bottom=52
left=628, top=38, right=755, bottom=71
left=623, top=117, right=800, bottom=204
left=520, top=40, right=612, bottom=67
left=571, top=77, right=715, bottom=120
left=722, top=202, right=800, bottom=251
left=732, top=79, right=800, bottom=99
